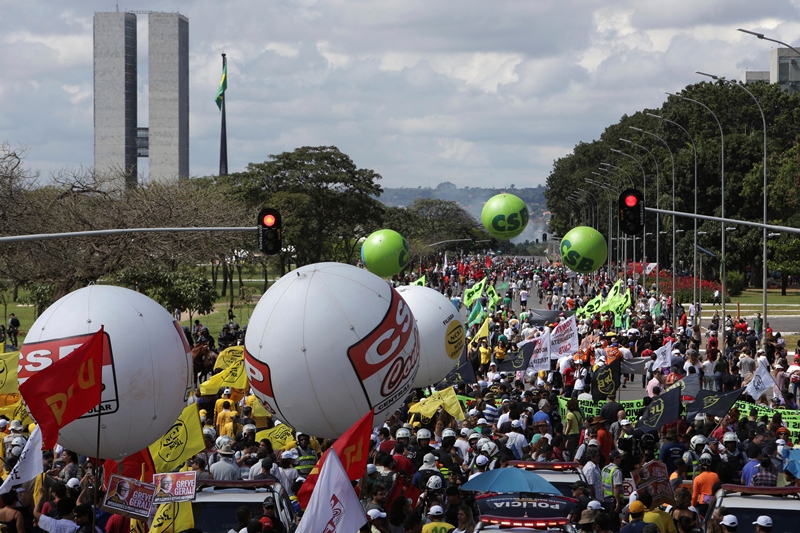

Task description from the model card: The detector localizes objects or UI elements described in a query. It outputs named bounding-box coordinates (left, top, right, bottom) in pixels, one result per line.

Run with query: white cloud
left=1, top=0, right=800, bottom=188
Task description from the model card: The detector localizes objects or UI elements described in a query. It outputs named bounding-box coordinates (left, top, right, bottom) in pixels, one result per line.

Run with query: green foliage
left=116, top=267, right=217, bottom=320
left=726, top=271, right=745, bottom=297
left=20, top=283, right=55, bottom=318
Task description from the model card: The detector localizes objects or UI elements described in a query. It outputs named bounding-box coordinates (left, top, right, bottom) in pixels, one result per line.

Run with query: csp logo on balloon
left=560, top=226, right=608, bottom=274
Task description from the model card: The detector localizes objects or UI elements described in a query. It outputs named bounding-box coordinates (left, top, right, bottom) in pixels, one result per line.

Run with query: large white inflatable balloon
left=19, top=286, right=192, bottom=458
left=244, top=263, right=420, bottom=438
left=396, top=286, right=464, bottom=388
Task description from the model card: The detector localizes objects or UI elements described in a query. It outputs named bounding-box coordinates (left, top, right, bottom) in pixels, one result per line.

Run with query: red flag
left=485, top=255, right=493, bottom=268
left=103, top=449, right=155, bottom=488
left=296, top=410, right=374, bottom=508
left=20, top=326, right=105, bottom=449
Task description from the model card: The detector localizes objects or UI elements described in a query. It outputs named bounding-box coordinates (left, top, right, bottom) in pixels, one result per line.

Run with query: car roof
left=715, top=484, right=800, bottom=511
left=194, top=480, right=284, bottom=502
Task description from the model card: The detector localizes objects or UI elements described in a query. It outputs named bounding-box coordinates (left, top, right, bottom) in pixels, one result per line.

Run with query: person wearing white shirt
left=505, top=420, right=529, bottom=460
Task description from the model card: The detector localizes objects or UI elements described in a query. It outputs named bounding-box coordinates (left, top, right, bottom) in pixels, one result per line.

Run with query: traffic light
left=619, top=189, right=644, bottom=235
left=258, top=208, right=282, bottom=255
left=542, top=233, right=547, bottom=242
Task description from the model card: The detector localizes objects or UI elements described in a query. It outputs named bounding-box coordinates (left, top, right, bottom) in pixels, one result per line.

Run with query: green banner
left=557, top=396, right=644, bottom=423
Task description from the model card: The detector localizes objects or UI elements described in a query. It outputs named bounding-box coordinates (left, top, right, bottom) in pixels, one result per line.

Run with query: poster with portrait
left=152, top=472, right=197, bottom=504
left=102, top=474, right=156, bottom=520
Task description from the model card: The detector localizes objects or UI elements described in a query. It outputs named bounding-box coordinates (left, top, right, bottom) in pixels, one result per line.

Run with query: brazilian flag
left=215, top=61, right=227, bottom=110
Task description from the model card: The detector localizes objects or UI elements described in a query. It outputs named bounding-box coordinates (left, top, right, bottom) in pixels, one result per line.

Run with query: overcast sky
left=1, top=1, right=799, bottom=188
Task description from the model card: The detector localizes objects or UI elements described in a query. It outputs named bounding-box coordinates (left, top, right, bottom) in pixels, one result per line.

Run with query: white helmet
left=690, top=435, right=707, bottom=448
left=468, top=432, right=481, bottom=442
left=476, top=437, right=491, bottom=450
left=426, top=476, right=442, bottom=490
left=203, top=426, right=217, bottom=439
left=243, top=424, right=256, bottom=434
left=215, top=436, right=231, bottom=450
left=417, top=429, right=432, bottom=441
left=10, top=436, right=26, bottom=448
left=481, top=441, right=499, bottom=457
left=723, top=432, right=737, bottom=444
left=698, top=453, right=713, bottom=466
left=442, top=429, right=457, bottom=439
left=396, top=428, right=411, bottom=439
left=9, top=446, right=23, bottom=458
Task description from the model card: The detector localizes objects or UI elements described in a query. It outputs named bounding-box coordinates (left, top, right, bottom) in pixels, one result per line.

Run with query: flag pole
left=219, top=53, right=228, bottom=176
left=93, top=326, right=105, bottom=533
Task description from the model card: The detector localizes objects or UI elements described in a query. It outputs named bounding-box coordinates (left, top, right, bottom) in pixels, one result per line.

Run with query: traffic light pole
left=643, top=208, right=800, bottom=236
left=0, top=226, right=256, bottom=243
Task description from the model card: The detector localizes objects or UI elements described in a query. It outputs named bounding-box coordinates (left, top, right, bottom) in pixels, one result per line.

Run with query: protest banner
left=632, top=460, right=674, bottom=507
left=152, top=471, right=197, bottom=505
left=102, top=474, right=156, bottom=521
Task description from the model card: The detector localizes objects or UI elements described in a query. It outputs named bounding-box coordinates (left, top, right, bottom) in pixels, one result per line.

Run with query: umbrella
left=460, top=467, right=560, bottom=494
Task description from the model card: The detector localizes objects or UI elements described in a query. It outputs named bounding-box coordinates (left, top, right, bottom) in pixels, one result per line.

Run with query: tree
left=116, top=267, right=217, bottom=323
left=220, top=146, right=384, bottom=267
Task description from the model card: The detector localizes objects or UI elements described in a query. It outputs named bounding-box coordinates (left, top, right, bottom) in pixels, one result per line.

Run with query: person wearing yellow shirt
left=422, top=506, right=453, bottom=533
left=216, top=401, right=236, bottom=433
left=478, top=340, right=491, bottom=373
left=638, top=491, right=677, bottom=533
left=214, top=389, right=237, bottom=421
left=246, top=394, right=271, bottom=430
left=493, top=340, right=508, bottom=364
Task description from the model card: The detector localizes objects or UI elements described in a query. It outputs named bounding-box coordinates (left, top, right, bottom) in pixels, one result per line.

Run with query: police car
left=192, top=480, right=296, bottom=533
left=475, top=492, right=577, bottom=533
left=509, top=462, right=587, bottom=497
left=704, top=484, right=800, bottom=533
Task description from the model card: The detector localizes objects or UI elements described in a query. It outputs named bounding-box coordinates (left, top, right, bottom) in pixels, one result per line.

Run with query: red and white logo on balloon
left=347, top=287, right=420, bottom=416
left=243, top=349, right=286, bottom=421
left=18, top=331, right=119, bottom=417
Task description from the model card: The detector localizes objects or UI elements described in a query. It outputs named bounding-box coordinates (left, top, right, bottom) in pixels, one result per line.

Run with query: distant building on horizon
left=94, top=11, right=189, bottom=187
left=742, top=47, right=800, bottom=94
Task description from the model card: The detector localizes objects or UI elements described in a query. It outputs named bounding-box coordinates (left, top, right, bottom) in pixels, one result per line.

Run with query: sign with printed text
left=632, top=460, right=674, bottom=508
left=152, top=472, right=197, bottom=504
left=549, top=316, right=578, bottom=359
left=102, top=474, right=156, bottom=520
left=18, top=332, right=119, bottom=418
left=527, top=331, right=551, bottom=373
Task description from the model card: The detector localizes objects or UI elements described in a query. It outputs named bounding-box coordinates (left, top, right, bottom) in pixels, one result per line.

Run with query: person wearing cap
left=214, top=388, right=236, bottom=422
left=73, top=502, right=102, bottom=533
left=719, top=514, right=738, bottom=533
left=577, top=509, right=599, bottom=532
left=292, top=433, right=318, bottom=477
left=367, top=509, right=389, bottom=533
left=568, top=481, right=591, bottom=523
left=621, top=500, right=649, bottom=533
left=210, top=444, right=241, bottom=480
left=753, top=516, right=772, bottom=533
left=422, top=505, right=453, bottom=533
left=469, top=455, right=489, bottom=480
left=262, top=495, right=286, bottom=533
left=601, top=450, right=623, bottom=513
left=481, top=393, right=499, bottom=425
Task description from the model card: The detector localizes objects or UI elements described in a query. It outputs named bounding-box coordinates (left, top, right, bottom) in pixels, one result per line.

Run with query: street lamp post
left=665, top=91, right=726, bottom=345
left=697, top=71, right=768, bottom=347
left=611, top=148, right=648, bottom=292
left=586, top=177, right=618, bottom=278
left=630, top=126, right=678, bottom=322
left=600, top=163, right=635, bottom=187
left=647, top=113, right=699, bottom=313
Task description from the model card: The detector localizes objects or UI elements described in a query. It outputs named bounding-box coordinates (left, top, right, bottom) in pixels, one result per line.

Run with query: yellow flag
left=130, top=520, right=147, bottom=533
left=149, top=502, right=193, bottom=533
left=199, top=359, right=247, bottom=395
left=214, top=346, right=244, bottom=371
left=255, top=424, right=295, bottom=451
left=0, top=352, right=19, bottom=397
left=148, top=404, right=206, bottom=473
left=408, top=387, right=464, bottom=420
left=475, top=317, right=490, bottom=341
left=0, top=400, right=34, bottom=428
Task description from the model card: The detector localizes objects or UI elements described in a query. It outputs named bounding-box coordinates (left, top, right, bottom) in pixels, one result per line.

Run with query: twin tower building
left=94, top=12, right=189, bottom=186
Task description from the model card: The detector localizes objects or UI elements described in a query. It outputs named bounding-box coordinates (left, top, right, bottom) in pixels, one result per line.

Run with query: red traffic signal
left=618, top=189, right=644, bottom=235
left=258, top=208, right=282, bottom=255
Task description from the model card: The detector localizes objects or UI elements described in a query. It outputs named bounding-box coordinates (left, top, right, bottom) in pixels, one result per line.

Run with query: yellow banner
left=199, top=359, right=247, bottom=395
left=0, top=400, right=34, bottom=428
left=255, top=424, right=295, bottom=451
left=475, top=317, right=490, bottom=341
left=148, top=404, right=205, bottom=473
left=149, top=501, right=193, bottom=533
left=0, top=352, right=19, bottom=397
left=214, top=346, right=244, bottom=371
left=408, top=386, right=464, bottom=420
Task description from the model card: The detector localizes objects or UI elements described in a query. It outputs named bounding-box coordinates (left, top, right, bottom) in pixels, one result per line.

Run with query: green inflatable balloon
left=560, top=226, right=608, bottom=274
left=481, top=194, right=529, bottom=240
left=361, top=229, right=410, bottom=278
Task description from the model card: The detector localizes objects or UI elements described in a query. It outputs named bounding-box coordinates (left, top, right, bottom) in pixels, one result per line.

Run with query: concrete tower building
left=93, top=11, right=189, bottom=187
left=93, top=12, right=138, bottom=187
left=148, top=13, right=189, bottom=182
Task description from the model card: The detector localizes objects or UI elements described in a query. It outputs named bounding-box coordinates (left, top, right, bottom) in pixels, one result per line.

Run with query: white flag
left=443, top=253, right=448, bottom=271
left=527, top=331, right=551, bottom=373
left=295, top=449, right=366, bottom=533
left=745, top=361, right=776, bottom=401
left=549, top=316, right=579, bottom=359
left=0, top=426, right=42, bottom=494
left=653, top=340, right=673, bottom=371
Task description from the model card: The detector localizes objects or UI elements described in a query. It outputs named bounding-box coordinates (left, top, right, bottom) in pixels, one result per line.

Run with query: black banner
left=441, top=360, right=477, bottom=386
left=636, top=387, right=681, bottom=431
left=591, top=358, right=621, bottom=402
left=497, top=341, right=535, bottom=373
left=686, top=388, right=744, bottom=423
